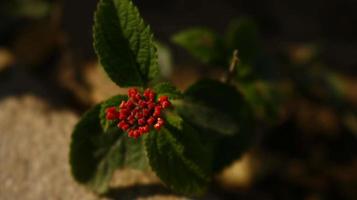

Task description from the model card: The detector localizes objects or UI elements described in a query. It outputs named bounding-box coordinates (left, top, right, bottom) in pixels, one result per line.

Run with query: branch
left=223, top=50, right=239, bottom=84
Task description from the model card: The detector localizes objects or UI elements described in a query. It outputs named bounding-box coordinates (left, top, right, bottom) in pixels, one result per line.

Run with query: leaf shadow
left=103, top=183, right=250, bottom=200
left=103, top=184, right=180, bottom=200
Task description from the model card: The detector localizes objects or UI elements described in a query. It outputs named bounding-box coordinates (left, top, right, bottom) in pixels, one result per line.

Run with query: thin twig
left=223, top=50, right=239, bottom=84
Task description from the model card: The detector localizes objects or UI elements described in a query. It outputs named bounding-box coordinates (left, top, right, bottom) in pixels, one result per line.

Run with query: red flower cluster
left=105, top=88, right=171, bottom=138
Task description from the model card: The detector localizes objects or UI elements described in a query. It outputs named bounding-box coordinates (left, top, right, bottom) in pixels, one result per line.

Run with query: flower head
left=105, top=88, right=172, bottom=138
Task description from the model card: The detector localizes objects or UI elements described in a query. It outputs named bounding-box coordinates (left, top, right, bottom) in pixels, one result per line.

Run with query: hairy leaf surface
left=94, top=0, right=159, bottom=87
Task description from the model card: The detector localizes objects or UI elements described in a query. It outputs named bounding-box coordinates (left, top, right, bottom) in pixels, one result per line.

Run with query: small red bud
left=136, top=112, right=143, bottom=119
left=158, top=96, right=168, bottom=102
left=119, top=101, right=126, bottom=108
left=142, top=108, right=150, bottom=116
left=153, top=111, right=160, bottom=117
left=154, top=106, right=162, bottom=112
left=132, top=108, right=139, bottom=114
left=128, top=88, right=138, bottom=97
left=147, top=117, right=155, bottom=125
left=138, top=100, right=146, bottom=107
left=135, top=93, right=141, bottom=100
left=106, top=106, right=116, bottom=113
left=154, top=118, right=164, bottom=130
left=142, top=125, right=149, bottom=133
left=126, top=100, right=134, bottom=108
left=117, top=121, right=126, bottom=128
left=161, top=100, right=171, bottom=109
left=127, top=115, right=135, bottom=121
left=153, top=106, right=162, bottom=117
left=149, top=94, right=155, bottom=101
left=154, top=122, right=163, bottom=130
left=106, top=112, right=116, bottom=120
left=147, top=102, right=155, bottom=110
left=138, top=126, right=149, bottom=135
left=106, top=107, right=117, bottom=120
left=138, top=118, right=145, bottom=125
left=122, top=124, right=129, bottom=131
left=120, top=108, right=129, bottom=114
left=133, top=130, right=140, bottom=138
left=144, top=88, right=152, bottom=98
left=119, top=113, right=126, bottom=120
left=144, top=89, right=155, bottom=101
left=128, top=130, right=135, bottom=137
left=157, top=117, right=164, bottom=123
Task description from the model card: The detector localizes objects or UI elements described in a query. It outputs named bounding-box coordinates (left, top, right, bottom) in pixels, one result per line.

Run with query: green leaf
left=70, top=105, right=123, bottom=193
left=179, top=79, right=243, bottom=136
left=164, top=111, right=184, bottom=129
left=155, top=41, right=173, bottom=78
left=153, top=82, right=182, bottom=100
left=94, top=0, right=159, bottom=87
left=123, top=137, right=149, bottom=170
left=180, top=79, right=256, bottom=172
left=177, top=101, right=239, bottom=136
left=99, top=95, right=127, bottom=133
left=145, top=113, right=212, bottom=195
left=238, top=81, right=280, bottom=122
left=70, top=103, right=149, bottom=194
left=172, top=28, right=227, bottom=66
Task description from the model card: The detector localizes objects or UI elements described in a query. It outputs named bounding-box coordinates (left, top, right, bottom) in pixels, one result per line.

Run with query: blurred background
left=0, top=0, right=356, bottom=199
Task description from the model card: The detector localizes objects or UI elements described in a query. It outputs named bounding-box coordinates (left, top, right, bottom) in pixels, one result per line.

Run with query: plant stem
left=223, top=50, right=239, bottom=84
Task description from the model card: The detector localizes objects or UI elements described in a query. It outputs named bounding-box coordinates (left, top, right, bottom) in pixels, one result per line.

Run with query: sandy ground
left=0, top=95, right=98, bottom=200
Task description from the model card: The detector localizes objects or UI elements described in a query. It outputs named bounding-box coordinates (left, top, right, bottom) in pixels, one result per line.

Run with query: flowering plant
left=70, top=0, right=255, bottom=196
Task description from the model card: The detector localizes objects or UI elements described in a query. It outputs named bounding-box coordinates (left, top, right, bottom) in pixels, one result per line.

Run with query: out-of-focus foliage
left=172, top=28, right=227, bottom=66
left=155, top=41, right=174, bottom=78
left=171, top=18, right=357, bottom=198
left=0, top=0, right=52, bottom=46
left=173, top=18, right=356, bottom=133
left=0, top=0, right=52, bottom=19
